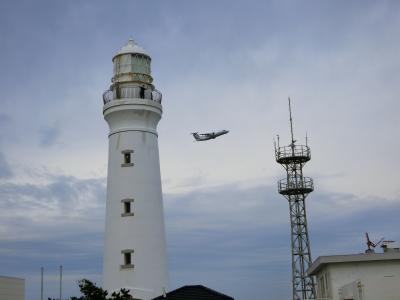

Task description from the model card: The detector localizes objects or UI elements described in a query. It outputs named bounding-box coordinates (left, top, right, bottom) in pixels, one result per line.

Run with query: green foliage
left=48, top=279, right=134, bottom=300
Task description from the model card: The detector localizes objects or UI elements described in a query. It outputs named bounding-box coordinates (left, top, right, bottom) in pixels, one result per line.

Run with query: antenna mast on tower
left=275, top=98, right=316, bottom=300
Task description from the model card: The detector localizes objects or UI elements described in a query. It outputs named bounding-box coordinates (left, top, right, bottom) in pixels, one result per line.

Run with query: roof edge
left=308, top=252, right=400, bottom=275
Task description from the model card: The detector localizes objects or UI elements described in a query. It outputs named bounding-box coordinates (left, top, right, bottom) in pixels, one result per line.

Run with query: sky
left=0, top=0, right=399, bottom=299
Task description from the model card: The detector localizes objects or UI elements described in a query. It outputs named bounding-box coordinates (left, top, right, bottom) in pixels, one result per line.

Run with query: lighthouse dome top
left=114, top=39, right=149, bottom=58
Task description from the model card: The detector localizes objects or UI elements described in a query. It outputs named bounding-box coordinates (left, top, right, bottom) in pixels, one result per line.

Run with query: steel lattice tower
left=275, top=99, right=316, bottom=300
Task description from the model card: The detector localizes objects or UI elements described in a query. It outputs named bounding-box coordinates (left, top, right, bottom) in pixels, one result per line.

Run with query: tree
left=48, top=279, right=134, bottom=300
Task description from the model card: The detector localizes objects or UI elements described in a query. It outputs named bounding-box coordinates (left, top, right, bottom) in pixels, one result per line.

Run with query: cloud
left=0, top=114, right=13, bottom=144
left=0, top=170, right=106, bottom=299
left=38, top=124, right=61, bottom=147
left=1, top=1, right=400, bottom=300
left=0, top=113, right=12, bottom=126
left=163, top=182, right=400, bottom=300
left=0, top=152, right=12, bottom=178
left=0, top=173, right=398, bottom=300
left=0, top=174, right=106, bottom=242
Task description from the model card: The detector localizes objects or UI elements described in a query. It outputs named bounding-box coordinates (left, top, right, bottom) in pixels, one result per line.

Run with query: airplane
left=192, top=130, right=229, bottom=141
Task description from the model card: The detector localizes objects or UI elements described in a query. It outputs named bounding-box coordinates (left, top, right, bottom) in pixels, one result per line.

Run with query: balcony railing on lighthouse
left=103, top=86, right=162, bottom=104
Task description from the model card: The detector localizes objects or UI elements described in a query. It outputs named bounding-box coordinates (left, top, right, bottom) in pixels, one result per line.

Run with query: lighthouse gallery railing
left=103, top=87, right=162, bottom=104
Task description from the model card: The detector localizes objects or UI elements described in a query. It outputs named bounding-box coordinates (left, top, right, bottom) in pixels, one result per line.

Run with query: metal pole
left=288, top=97, right=295, bottom=145
left=40, top=267, right=44, bottom=300
left=59, top=265, right=62, bottom=300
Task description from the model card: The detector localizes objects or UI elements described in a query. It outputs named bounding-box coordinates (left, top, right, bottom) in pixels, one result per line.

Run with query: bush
left=48, top=279, right=134, bottom=300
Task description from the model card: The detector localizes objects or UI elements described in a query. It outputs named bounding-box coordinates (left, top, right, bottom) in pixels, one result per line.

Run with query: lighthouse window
left=121, top=150, right=134, bottom=167
left=114, top=57, right=120, bottom=74
left=121, top=198, right=134, bottom=217
left=121, top=249, right=134, bottom=269
left=124, top=153, right=131, bottom=163
left=125, top=253, right=131, bottom=264
left=124, top=202, right=131, bottom=213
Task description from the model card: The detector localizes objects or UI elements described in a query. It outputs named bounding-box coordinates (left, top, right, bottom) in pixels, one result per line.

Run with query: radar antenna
left=365, top=232, right=384, bottom=253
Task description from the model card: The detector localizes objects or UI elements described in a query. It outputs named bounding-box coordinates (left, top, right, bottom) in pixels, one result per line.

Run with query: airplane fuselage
left=192, top=130, right=229, bottom=141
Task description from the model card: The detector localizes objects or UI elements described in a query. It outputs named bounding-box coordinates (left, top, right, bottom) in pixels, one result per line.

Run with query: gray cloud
left=0, top=114, right=13, bottom=143
left=38, top=124, right=60, bottom=147
left=0, top=174, right=106, bottom=242
left=0, top=171, right=106, bottom=299
left=0, top=113, right=12, bottom=126
left=0, top=175, right=398, bottom=300
left=1, top=1, right=400, bottom=300
left=163, top=183, right=400, bottom=300
left=0, top=152, right=12, bottom=178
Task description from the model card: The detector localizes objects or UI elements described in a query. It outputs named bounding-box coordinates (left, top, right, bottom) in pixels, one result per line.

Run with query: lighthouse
left=102, top=39, right=168, bottom=300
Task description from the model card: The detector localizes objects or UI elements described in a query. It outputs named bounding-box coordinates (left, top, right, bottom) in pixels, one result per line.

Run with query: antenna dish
left=365, top=232, right=384, bottom=253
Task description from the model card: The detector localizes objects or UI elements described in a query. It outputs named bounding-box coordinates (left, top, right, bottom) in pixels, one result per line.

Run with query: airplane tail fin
left=192, top=132, right=200, bottom=140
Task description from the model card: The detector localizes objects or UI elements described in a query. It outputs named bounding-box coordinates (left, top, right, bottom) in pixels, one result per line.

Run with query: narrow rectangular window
left=121, top=199, right=134, bottom=217
left=124, top=202, right=131, bottom=213
left=124, top=252, right=131, bottom=265
left=121, top=249, right=134, bottom=269
left=318, top=274, right=328, bottom=298
left=124, top=152, right=131, bottom=164
left=121, top=150, right=134, bottom=167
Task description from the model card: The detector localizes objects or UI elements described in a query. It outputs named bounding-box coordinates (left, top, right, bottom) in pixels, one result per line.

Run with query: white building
left=308, top=250, right=400, bottom=300
left=102, top=39, right=168, bottom=300
left=0, top=275, right=25, bottom=300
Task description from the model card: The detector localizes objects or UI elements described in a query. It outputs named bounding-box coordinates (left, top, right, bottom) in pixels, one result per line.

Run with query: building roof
left=152, top=285, right=234, bottom=300
left=114, top=39, right=149, bottom=58
left=308, top=252, right=400, bottom=275
left=0, top=275, right=25, bottom=280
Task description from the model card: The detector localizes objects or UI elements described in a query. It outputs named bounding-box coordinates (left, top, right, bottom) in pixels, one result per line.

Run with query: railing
left=276, top=145, right=311, bottom=162
left=278, top=176, right=314, bottom=195
left=103, top=90, right=114, bottom=104
left=103, top=86, right=162, bottom=104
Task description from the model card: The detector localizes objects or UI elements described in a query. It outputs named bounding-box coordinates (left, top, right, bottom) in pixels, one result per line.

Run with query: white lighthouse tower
left=102, top=39, right=168, bottom=300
